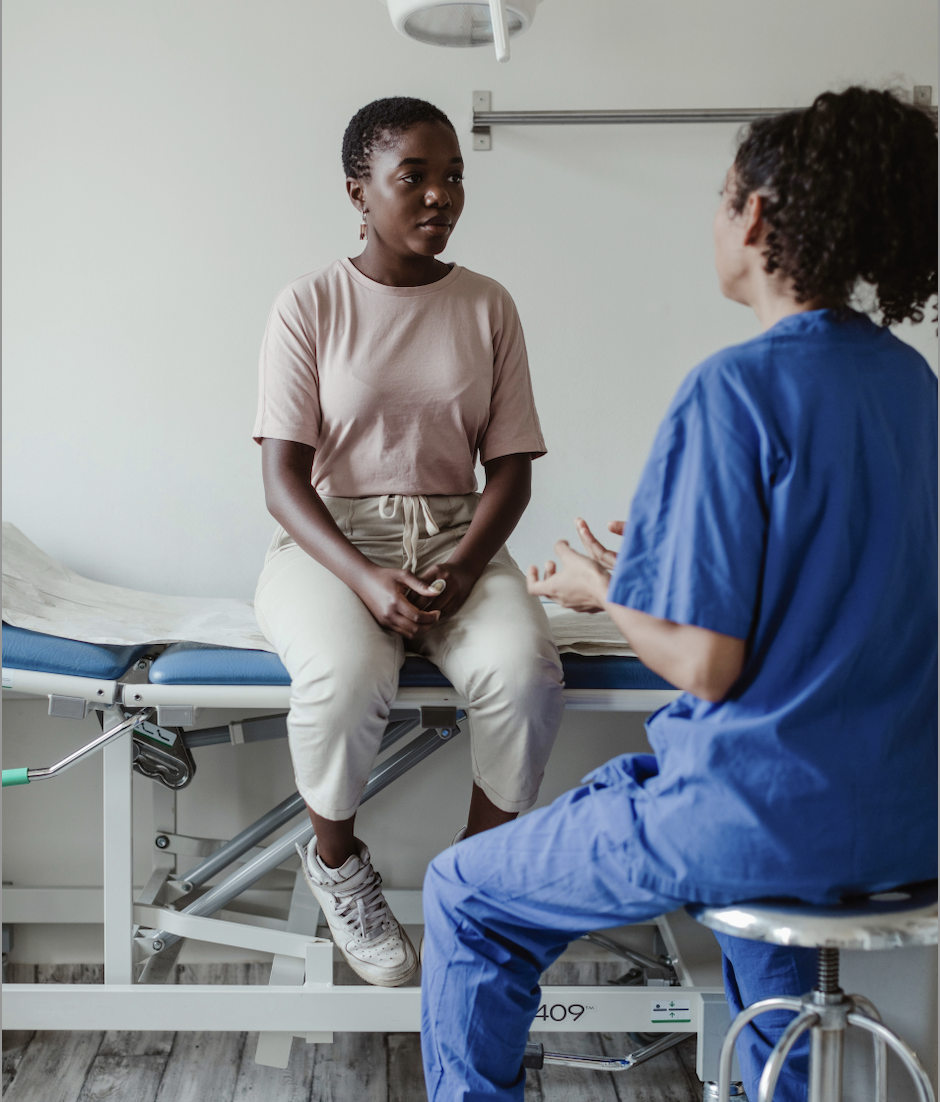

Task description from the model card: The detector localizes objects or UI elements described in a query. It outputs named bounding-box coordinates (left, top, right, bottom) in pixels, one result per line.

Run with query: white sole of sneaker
left=298, top=856, right=419, bottom=988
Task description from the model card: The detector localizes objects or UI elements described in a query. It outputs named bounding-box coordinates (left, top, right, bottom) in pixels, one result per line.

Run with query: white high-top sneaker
left=296, top=837, right=417, bottom=987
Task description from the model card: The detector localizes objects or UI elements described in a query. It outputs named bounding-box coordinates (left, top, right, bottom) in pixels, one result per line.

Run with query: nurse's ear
left=741, top=192, right=767, bottom=248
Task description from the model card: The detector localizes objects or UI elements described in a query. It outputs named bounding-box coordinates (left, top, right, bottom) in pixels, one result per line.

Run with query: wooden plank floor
left=2, top=963, right=703, bottom=1102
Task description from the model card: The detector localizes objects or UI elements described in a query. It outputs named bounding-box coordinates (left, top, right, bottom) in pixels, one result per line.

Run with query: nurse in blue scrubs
left=420, top=86, right=938, bottom=1102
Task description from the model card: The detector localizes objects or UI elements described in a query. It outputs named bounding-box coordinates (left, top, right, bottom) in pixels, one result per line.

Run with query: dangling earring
left=359, top=210, right=368, bottom=241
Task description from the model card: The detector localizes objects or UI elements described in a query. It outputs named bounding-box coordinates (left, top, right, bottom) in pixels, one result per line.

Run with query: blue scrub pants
left=421, top=755, right=816, bottom=1102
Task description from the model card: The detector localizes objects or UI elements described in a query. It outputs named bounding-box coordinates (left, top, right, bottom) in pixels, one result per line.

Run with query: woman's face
left=351, top=121, right=465, bottom=258
left=713, top=170, right=748, bottom=302
left=709, top=167, right=758, bottom=306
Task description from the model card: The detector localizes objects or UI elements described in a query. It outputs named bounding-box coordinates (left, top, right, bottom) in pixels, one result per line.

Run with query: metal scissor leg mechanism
left=141, top=712, right=465, bottom=955
left=584, top=930, right=680, bottom=985
left=132, top=719, right=197, bottom=789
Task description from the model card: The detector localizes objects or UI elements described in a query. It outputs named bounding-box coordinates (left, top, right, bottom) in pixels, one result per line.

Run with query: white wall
left=2, top=0, right=937, bottom=595
left=2, top=6, right=938, bottom=1088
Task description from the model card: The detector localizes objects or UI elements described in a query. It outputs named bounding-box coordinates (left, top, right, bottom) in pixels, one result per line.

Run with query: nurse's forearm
left=605, top=604, right=745, bottom=702
left=448, top=453, right=532, bottom=577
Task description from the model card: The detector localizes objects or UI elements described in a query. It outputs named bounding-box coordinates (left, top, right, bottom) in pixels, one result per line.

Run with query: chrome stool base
left=716, top=948, right=935, bottom=1102
left=689, top=882, right=938, bottom=1102
left=703, top=1080, right=746, bottom=1099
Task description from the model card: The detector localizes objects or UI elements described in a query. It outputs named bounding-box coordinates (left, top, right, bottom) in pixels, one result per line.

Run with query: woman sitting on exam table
left=420, top=87, right=937, bottom=1102
left=252, top=97, right=564, bottom=989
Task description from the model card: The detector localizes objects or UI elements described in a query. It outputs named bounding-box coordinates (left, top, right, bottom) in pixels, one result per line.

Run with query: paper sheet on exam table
left=1, top=522, right=634, bottom=656
left=2, top=522, right=273, bottom=651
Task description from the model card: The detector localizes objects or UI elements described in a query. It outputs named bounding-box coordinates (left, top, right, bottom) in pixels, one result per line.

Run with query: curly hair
left=342, top=97, right=457, bottom=181
left=731, top=87, right=937, bottom=326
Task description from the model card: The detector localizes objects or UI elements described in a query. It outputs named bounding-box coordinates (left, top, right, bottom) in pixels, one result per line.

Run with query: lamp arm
left=490, top=0, right=510, bottom=61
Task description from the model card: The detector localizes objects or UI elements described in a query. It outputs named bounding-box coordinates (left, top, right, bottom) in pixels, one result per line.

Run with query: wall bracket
left=472, top=90, right=492, bottom=150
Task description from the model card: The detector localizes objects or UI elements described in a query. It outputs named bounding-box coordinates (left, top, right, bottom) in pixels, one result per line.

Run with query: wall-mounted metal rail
left=479, top=107, right=791, bottom=125
left=470, top=87, right=937, bottom=149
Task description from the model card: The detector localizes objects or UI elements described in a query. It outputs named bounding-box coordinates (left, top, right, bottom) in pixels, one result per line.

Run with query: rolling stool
left=688, top=881, right=938, bottom=1102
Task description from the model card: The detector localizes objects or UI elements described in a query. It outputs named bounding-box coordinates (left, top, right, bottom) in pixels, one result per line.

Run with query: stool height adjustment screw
left=815, top=946, right=840, bottom=994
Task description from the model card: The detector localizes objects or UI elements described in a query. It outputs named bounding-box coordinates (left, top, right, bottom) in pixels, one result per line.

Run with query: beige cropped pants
left=254, top=493, right=565, bottom=821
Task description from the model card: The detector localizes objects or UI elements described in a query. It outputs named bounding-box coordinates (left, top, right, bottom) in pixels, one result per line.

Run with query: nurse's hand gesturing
left=527, top=518, right=626, bottom=612
left=526, top=541, right=610, bottom=613
left=575, top=518, right=624, bottom=569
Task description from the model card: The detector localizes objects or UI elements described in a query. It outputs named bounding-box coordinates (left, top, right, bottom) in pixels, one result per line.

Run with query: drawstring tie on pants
left=378, top=495, right=440, bottom=574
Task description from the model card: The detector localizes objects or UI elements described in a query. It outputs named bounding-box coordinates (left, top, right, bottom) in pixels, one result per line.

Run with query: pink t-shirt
left=253, top=258, right=546, bottom=496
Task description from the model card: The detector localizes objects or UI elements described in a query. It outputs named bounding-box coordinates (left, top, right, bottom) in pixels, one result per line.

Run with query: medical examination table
left=1, top=596, right=733, bottom=1080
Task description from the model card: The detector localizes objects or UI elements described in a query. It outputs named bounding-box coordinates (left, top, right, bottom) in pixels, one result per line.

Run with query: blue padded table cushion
left=559, top=653, right=673, bottom=690
left=149, top=642, right=673, bottom=691
left=151, top=642, right=291, bottom=685
left=1, top=623, right=153, bottom=681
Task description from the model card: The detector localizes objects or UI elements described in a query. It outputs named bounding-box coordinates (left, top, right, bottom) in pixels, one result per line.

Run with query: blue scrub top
left=608, top=309, right=937, bottom=903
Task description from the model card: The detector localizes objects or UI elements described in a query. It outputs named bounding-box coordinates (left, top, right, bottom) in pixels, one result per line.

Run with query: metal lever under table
left=2, top=709, right=154, bottom=786
left=523, top=1031, right=689, bottom=1071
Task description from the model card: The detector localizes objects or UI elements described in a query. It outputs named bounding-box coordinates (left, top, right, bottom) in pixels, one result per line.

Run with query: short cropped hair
left=342, top=97, right=457, bottom=181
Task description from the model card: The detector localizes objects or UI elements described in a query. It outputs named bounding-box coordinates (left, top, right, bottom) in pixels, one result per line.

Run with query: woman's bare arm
left=261, top=438, right=440, bottom=639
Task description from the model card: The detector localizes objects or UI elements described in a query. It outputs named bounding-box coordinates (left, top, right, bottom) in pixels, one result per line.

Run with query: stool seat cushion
left=686, top=880, right=938, bottom=951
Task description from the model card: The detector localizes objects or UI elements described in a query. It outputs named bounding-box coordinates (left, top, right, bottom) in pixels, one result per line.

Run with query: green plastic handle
left=2, top=768, right=31, bottom=787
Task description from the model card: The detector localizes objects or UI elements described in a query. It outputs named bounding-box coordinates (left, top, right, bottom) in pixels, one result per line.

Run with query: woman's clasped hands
left=526, top=518, right=624, bottom=613
left=415, top=561, right=479, bottom=622
left=356, top=560, right=481, bottom=640
left=355, top=566, right=443, bottom=640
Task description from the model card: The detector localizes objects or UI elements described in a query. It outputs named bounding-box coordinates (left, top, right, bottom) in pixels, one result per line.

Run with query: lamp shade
left=386, top=1, right=540, bottom=55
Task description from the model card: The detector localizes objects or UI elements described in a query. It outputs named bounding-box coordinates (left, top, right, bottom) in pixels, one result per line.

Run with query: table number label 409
left=533, top=1003, right=592, bottom=1023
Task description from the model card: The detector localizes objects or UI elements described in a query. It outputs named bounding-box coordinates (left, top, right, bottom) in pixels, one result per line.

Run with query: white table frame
left=3, top=672, right=738, bottom=1082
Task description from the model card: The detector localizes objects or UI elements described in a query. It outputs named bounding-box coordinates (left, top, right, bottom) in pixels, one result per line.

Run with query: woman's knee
left=465, top=640, right=563, bottom=705
left=288, top=642, right=398, bottom=723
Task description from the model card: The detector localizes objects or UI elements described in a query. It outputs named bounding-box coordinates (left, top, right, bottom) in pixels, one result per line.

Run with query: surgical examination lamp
left=384, top=0, right=542, bottom=62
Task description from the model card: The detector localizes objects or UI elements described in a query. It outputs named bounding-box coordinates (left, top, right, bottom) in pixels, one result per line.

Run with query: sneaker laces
left=322, top=858, right=394, bottom=943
